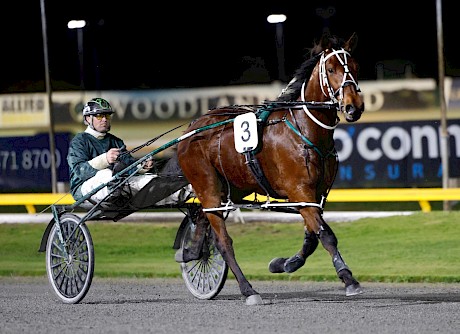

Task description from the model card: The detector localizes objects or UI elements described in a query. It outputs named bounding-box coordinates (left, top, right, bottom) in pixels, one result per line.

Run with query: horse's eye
left=327, top=67, right=334, bottom=74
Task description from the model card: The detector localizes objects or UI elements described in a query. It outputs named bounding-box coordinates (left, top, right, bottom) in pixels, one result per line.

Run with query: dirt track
left=1, top=277, right=459, bottom=334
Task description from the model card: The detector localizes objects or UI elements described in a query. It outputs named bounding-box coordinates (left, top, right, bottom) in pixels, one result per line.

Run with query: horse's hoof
left=245, top=294, right=263, bottom=305
left=174, top=249, right=184, bottom=263
left=345, top=283, right=364, bottom=296
left=268, top=258, right=287, bottom=273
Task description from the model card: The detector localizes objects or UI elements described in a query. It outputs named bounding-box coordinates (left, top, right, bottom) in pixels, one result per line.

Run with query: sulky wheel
left=45, top=213, right=94, bottom=304
left=179, top=219, right=228, bottom=300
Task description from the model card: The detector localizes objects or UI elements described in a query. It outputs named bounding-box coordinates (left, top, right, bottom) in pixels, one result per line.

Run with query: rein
left=300, top=81, right=339, bottom=130
left=118, top=122, right=188, bottom=159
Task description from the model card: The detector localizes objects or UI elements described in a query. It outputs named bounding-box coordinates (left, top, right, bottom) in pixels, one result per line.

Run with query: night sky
left=1, top=1, right=457, bottom=93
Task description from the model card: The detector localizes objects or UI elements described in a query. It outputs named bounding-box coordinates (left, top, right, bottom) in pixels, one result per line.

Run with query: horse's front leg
left=269, top=205, right=321, bottom=273
left=269, top=229, right=319, bottom=273
left=206, top=210, right=263, bottom=305
left=269, top=207, right=363, bottom=296
left=317, top=221, right=363, bottom=296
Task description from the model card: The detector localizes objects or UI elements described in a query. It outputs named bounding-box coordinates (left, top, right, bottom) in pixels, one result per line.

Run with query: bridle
left=300, top=48, right=360, bottom=130
left=319, top=48, right=360, bottom=103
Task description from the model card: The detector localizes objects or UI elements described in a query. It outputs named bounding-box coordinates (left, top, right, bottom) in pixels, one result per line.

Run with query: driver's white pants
left=80, top=169, right=193, bottom=205
left=80, top=169, right=155, bottom=202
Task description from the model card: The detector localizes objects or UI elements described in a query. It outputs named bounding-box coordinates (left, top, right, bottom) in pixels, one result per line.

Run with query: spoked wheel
left=179, top=220, right=228, bottom=299
left=45, top=213, right=94, bottom=304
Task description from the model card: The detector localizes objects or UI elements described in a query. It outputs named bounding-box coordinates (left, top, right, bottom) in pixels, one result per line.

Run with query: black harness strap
left=243, top=151, right=281, bottom=199
left=239, top=107, right=283, bottom=200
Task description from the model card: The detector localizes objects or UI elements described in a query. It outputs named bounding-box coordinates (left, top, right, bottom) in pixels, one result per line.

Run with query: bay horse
left=175, top=32, right=365, bottom=305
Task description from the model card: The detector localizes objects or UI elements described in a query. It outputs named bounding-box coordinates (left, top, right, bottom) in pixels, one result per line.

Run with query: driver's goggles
left=94, top=113, right=112, bottom=120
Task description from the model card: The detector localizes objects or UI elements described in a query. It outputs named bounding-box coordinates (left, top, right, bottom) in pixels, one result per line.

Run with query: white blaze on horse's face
left=319, top=48, right=363, bottom=122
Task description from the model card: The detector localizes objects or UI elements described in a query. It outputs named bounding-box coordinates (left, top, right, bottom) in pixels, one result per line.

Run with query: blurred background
left=2, top=1, right=458, bottom=91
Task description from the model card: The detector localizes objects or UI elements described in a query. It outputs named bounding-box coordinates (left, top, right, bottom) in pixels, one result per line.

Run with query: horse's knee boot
left=318, top=223, right=338, bottom=249
left=284, top=231, right=318, bottom=273
left=318, top=223, right=338, bottom=247
left=269, top=231, right=317, bottom=273
left=301, top=230, right=319, bottom=258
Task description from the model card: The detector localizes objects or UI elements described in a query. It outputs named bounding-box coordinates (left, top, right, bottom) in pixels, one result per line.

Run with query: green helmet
left=82, top=98, right=114, bottom=116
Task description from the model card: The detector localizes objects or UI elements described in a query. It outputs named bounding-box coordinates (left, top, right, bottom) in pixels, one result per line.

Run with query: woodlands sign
left=0, top=78, right=449, bottom=127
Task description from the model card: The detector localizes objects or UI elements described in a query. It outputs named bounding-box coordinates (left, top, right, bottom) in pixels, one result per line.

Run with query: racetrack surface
left=1, top=277, right=459, bottom=334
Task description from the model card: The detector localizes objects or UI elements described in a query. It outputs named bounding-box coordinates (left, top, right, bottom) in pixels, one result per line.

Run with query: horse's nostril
left=345, top=105, right=354, bottom=115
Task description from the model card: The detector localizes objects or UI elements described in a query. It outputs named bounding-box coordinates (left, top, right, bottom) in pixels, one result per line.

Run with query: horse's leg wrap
left=333, top=250, right=362, bottom=295
left=318, top=223, right=350, bottom=275
left=182, top=223, right=207, bottom=262
left=269, top=231, right=319, bottom=273
left=318, top=223, right=361, bottom=294
left=176, top=208, right=209, bottom=263
left=332, top=250, right=351, bottom=276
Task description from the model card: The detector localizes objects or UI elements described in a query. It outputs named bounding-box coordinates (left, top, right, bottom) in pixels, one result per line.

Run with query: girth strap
left=243, top=151, right=281, bottom=199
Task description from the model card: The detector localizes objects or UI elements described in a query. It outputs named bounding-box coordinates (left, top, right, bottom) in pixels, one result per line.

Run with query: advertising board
left=0, top=133, right=70, bottom=192
left=334, top=120, right=460, bottom=188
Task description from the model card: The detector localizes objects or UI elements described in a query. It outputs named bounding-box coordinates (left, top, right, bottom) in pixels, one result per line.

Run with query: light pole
left=40, top=0, right=57, bottom=193
left=436, top=0, right=450, bottom=210
left=267, top=14, right=287, bottom=82
left=67, top=20, right=86, bottom=90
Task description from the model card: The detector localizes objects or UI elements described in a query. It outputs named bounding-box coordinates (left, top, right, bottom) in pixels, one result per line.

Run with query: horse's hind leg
left=206, top=211, right=262, bottom=305
left=318, top=222, right=363, bottom=296
left=175, top=205, right=208, bottom=263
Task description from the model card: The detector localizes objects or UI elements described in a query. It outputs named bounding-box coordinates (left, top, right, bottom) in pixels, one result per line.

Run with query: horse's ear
left=344, top=32, right=358, bottom=53
left=320, top=31, right=333, bottom=49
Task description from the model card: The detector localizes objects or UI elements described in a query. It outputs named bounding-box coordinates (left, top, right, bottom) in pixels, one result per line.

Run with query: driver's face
left=88, top=113, right=112, bottom=132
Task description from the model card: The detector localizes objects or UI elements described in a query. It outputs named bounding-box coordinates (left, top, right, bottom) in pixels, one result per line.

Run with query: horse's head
left=314, top=32, right=364, bottom=122
left=277, top=32, right=364, bottom=124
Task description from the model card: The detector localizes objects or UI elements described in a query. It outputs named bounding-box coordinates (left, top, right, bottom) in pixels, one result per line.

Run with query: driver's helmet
left=82, top=98, right=114, bottom=116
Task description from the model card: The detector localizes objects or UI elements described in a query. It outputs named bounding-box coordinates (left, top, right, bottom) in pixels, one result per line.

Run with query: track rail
left=2, top=188, right=460, bottom=213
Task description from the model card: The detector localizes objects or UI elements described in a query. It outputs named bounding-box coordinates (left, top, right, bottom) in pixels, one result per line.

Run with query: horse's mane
left=276, top=33, right=347, bottom=102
